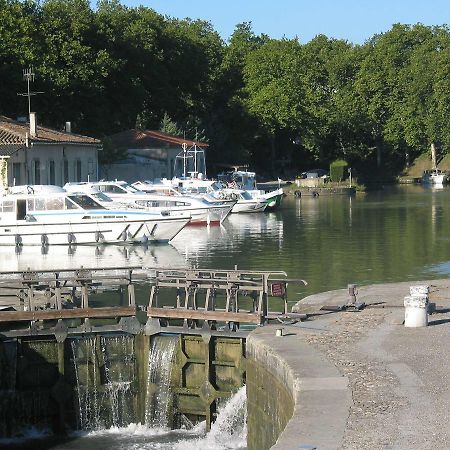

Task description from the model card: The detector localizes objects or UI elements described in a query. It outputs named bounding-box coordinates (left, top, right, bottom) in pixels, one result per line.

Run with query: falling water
left=71, top=337, right=101, bottom=430
left=71, top=335, right=136, bottom=431
left=145, top=336, right=178, bottom=428
left=172, top=385, right=247, bottom=450
left=100, top=335, right=134, bottom=428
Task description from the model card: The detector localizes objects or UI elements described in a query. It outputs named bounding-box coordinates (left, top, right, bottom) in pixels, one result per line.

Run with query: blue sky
left=116, top=0, right=450, bottom=44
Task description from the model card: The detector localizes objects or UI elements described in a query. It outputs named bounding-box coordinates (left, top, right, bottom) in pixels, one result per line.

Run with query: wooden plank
left=0, top=306, right=137, bottom=322
left=147, top=306, right=262, bottom=324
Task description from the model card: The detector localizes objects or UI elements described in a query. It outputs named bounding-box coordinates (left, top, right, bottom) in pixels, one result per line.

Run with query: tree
left=243, top=39, right=307, bottom=171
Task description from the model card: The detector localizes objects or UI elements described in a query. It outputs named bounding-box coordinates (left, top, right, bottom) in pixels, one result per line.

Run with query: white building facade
left=0, top=114, right=101, bottom=187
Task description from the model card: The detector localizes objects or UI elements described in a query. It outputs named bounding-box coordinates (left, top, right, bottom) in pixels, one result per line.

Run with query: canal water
left=3, top=184, right=450, bottom=448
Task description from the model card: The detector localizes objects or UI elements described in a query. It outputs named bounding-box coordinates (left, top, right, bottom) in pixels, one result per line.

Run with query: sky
left=117, top=0, right=450, bottom=44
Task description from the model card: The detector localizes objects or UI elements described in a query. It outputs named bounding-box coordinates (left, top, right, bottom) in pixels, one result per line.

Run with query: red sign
left=271, top=282, right=286, bottom=297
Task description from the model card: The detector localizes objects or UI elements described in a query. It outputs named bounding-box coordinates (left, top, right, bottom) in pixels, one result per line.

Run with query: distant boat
left=217, top=169, right=284, bottom=210
left=421, top=169, right=448, bottom=185
left=422, top=143, right=448, bottom=185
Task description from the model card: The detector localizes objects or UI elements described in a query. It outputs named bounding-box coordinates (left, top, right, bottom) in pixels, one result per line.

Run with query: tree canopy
left=1, top=0, right=450, bottom=179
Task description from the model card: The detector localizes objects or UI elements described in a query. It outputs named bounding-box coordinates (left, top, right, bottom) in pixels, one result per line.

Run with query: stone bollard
left=409, top=285, right=430, bottom=296
left=404, top=294, right=428, bottom=327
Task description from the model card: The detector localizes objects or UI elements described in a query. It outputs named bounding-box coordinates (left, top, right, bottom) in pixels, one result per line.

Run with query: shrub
left=330, top=160, right=348, bottom=182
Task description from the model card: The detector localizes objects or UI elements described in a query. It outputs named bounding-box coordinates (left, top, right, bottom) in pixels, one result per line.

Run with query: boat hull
left=0, top=216, right=190, bottom=246
left=231, top=201, right=268, bottom=213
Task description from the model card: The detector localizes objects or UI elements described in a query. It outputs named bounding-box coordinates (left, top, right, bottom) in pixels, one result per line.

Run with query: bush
left=329, top=160, right=348, bottom=182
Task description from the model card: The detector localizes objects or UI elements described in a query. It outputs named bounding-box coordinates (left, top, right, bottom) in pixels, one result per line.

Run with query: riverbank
left=253, top=279, right=450, bottom=449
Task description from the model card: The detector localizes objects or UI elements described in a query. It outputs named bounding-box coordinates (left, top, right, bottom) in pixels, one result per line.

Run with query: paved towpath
left=284, top=279, right=450, bottom=449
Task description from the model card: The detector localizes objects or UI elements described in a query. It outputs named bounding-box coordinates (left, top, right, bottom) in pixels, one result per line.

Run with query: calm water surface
left=3, top=184, right=450, bottom=448
left=3, top=184, right=450, bottom=307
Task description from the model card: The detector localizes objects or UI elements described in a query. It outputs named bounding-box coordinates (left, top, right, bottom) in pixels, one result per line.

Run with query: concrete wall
left=246, top=326, right=351, bottom=450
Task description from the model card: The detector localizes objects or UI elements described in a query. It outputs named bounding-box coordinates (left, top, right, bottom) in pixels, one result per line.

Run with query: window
left=49, top=160, right=56, bottom=185
left=88, top=159, right=95, bottom=180
left=12, top=163, right=21, bottom=185
left=68, top=195, right=105, bottom=210
left=75, top=160, right=82, bottom=182
left=63, top=159, right=69, bottom=184
left=32, top=159, right=40, bottom=184
left=34, top=198, right=46, bottom=210
left=46, top=197, right=64, bottom=210
left=2, top=201, right=14, bottom=212
left=65, top=198, right=79, bottom=210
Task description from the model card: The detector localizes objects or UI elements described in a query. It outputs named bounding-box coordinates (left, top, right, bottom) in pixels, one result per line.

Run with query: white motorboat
left=421, top=169, right=448, bottom=185
left=215, top=189, right=268, bottom=213
left=0, top=185, right=190, bottom=246
left=159, top=178, right=267, bottom=213
left=421, top=143, right=448, bottom=185
left=157, top=144, right=277, bottom=212
left=217, top=169, right=284, bottom=209
left=65, top=181, right=234, bottom=225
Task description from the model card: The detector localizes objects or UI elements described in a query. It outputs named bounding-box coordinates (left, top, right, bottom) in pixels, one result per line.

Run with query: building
left=0, top=113, right=101, bottom=187
left=101, top=129, right=208, bottom=183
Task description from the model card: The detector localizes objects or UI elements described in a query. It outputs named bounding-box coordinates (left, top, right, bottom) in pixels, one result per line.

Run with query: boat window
left=27, top=199, right=34, bottom=210
left=175, top=201, right=187, bottom=206
left=91, top=192, right=113, bottom=203
left=46, top=197, right=64, bottom=210
left=65, top=197, right=80, bottom=210
left=241, top=191, right=252, bottom=200
left=2, top=200, right=14, bottom=212
left=123, top=183, right=140, bottom=193
left=69, top=195, right=105, bottom=210
left=99, top=185, right=126, bottom=194
left=35, top=197, right=46, bottom=210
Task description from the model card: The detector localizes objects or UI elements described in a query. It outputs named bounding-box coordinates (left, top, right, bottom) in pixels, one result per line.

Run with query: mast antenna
left=17, top=67, right=44, bottom=119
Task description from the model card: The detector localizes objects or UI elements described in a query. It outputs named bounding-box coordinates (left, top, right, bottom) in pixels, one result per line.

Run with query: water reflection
left=0, top=243, right=188, bottom=272
left=4, top=185, right=450, bottom=299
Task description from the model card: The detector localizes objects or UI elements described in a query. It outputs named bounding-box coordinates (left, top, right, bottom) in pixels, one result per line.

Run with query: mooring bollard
left=404, top=294, right=428, bottom=327
left=409, top=285, right=430, bottom=296
left=275, top=328, right=283, bottom=337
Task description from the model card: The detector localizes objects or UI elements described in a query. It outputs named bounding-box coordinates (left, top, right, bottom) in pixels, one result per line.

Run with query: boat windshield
left=240, top=191, right=253, bottom=200
left=68, top=195, right=105, bottom=210
left=121, top=183, right=141, bottom=193
left=90, top=192, right=114, bottom=203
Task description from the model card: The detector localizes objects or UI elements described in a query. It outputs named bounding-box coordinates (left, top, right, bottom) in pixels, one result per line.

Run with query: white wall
left=7, top=144, right=99, bottom=186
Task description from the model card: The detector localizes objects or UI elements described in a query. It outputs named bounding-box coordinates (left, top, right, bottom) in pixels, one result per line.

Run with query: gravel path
left=292, top=281, right=450, bottom=450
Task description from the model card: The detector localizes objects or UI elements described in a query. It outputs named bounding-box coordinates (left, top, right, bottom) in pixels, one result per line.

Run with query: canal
left=2, top=184, right=450, bottom=448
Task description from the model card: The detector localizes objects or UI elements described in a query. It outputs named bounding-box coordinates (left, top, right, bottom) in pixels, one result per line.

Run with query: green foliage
left=159, top=112, right=180, bottom=136
left=1, top=2, right=450, bottom=178
left=330, top=160, right=348, bottom=182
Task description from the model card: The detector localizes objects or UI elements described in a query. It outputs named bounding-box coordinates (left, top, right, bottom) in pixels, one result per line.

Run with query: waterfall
left=145, top=335, right=178, bottom=428
left=101, top=336, right=134, bottom=428
left=207, top=385, right=247, bottom=446
left=173, top=385, right=247, bottom=450
left=71, top=337, right=101, bottom=430
left=71, top=335, right=135, bottom=431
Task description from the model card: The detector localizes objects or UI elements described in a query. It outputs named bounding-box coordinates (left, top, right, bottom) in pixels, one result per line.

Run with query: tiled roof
left=106, top=129, right=208, bottom=149
left=0, top=115, right=101, bottom=145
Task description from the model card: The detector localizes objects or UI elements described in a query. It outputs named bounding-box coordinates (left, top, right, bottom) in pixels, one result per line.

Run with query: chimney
left=65, top=121, right=71, bottom=133
left=29, top=112, right=37, bottom=137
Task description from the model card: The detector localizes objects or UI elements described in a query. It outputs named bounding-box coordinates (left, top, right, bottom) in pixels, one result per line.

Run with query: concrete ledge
left=246, top=326, right=351, bottom=450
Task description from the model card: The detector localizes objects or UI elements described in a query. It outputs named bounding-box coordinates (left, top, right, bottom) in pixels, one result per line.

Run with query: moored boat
left=421, top=169, right=448, bottom=185
left=217, top=169, right=284, bottom=209
left=0, top=185, right=190, bottom=245
left=64, top=180, right=234, bottom=225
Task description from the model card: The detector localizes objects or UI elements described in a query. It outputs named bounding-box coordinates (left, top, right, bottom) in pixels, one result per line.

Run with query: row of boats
left=0, top=176, right=284, bottom=246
